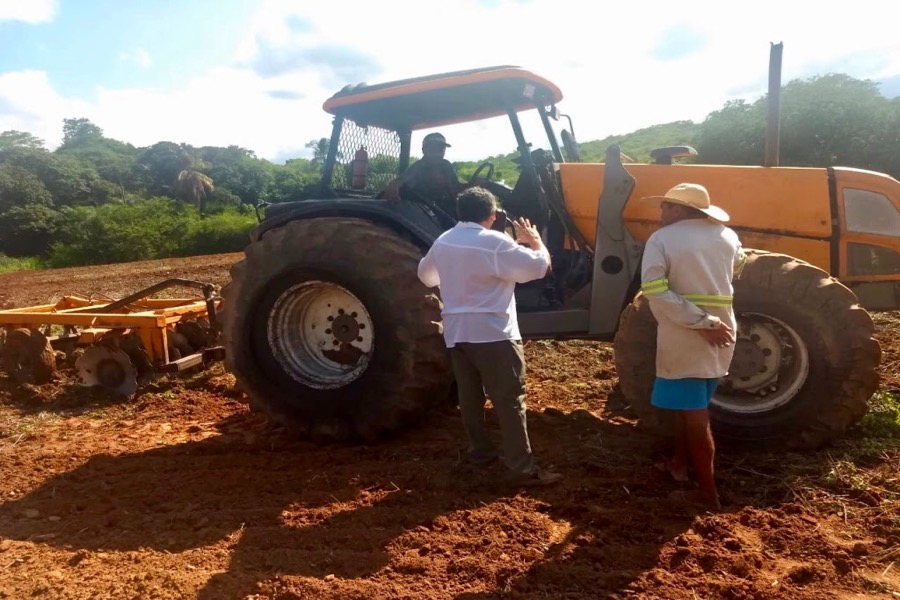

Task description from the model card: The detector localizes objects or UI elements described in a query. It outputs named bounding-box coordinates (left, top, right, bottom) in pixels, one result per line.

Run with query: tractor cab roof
left=322, top=65, right=563, bottom=131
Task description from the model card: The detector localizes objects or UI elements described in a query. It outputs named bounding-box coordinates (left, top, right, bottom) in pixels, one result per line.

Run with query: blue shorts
left=650, top=377, right=719, bottom=411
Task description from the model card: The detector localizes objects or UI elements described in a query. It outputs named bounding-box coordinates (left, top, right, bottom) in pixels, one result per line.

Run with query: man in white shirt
left=418, top=187, right=563, bottom=487
left=640, top=182, right=746, bottom=510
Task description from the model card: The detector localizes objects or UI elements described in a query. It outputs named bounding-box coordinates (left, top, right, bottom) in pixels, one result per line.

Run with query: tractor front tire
left=220, top=218, right=452, bottom=442
left=614, top=250, right=881, bottom=450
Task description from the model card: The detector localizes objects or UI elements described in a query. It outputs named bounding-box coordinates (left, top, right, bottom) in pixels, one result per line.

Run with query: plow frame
left=0, top=279, right=225, bottom=373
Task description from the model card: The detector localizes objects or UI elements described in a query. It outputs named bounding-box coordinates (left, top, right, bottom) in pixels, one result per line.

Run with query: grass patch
left=784, top=392, right=900, bottom=520
left=720, top=389, right=900, bottom=519
left=0, top=253, right=43, bottom=274
left=857, top=391, right=900, bottom=442
left=0, top=410, right=61, bottom=444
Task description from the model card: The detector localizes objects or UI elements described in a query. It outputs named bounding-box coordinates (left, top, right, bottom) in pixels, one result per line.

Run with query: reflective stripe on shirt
left=641, top=278, right=669, bottom=295
left=642, top=278, right=733, bottom=307
left=682, top=294, right=733, bottom=307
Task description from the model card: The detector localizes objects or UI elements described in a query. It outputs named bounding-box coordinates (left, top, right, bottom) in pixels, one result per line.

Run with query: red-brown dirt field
left=0, top=254, right=898, bottom=599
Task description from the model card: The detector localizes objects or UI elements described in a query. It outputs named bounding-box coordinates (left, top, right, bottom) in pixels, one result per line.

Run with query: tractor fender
left=252, top=199, right=444, bottom=249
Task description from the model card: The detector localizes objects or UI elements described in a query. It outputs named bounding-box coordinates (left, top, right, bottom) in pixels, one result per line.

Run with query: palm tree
left=175, top=168, right=214, bottom=215
left=305, top=137, right=341, bottom=170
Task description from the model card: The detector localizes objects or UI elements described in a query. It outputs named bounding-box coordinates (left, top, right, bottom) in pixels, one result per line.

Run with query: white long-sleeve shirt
left=417, top=222, right=550, bottom=347
left=641, top=218, right=746, bottom=379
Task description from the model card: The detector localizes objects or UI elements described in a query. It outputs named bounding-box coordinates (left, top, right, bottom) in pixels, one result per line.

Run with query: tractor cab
left=319, top=65, right=575, bottom=196
left=317, top=65, right=592, bottom=312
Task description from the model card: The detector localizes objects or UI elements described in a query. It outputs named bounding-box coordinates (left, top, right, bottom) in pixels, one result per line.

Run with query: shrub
left=180, top=211, right=256, bottom=256
left=0, top=253, right=43, bottom=273
left=46, top=197, right=198, bottom=267
left=0, top=204, right=60, bottom=256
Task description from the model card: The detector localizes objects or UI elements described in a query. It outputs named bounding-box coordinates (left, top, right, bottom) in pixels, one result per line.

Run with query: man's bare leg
left=679, top=409, right=720, bottom=508
left=656, top=412, right=690, bottom=481
left=666, top=412, right=690, bottom=481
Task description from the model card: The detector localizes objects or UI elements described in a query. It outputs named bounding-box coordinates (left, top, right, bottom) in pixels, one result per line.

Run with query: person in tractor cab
left=417, top=187, right=563, bottom=487
left=640, top=182, right=746, bottom=510
left=384, top=132, right=472, bottom=217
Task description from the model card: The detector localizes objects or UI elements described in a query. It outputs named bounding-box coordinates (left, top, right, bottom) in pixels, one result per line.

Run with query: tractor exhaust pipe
left=764, top=42, right=783, bottom=167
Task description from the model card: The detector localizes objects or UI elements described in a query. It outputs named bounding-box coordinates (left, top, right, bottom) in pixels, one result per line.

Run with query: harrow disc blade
left=76, top=345, right=138, bottom=397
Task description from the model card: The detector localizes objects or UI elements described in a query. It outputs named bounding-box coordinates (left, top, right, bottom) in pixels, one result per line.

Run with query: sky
left=2, top=0, right=900, bottom=164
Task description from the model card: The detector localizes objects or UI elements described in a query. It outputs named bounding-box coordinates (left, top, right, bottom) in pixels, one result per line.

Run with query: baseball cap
left=422, top=132, right=451, bottom=147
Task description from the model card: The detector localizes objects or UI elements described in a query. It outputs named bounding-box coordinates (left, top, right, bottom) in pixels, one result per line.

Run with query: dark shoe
left=511, top=469, right=563, bottom=487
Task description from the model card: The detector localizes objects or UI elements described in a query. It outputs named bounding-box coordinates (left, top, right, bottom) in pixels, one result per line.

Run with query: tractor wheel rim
left=267, top=280, right=374, bottom=390
left=714, top=312, right=810, bottom=414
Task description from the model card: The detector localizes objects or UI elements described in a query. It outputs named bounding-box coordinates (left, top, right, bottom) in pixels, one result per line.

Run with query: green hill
left=578, top=120, right=700, bottom=163
left=453, top=120, right=701, bottom=186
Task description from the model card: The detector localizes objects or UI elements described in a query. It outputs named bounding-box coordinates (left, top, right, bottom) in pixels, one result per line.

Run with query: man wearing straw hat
left=640, top=182, right=747, bottom=510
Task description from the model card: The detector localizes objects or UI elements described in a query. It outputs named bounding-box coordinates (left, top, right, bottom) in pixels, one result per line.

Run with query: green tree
left=696, top=73, right=890, bottom=173
left=695, top=100, right=765, bottom=165
left=57, top=137, right=139, bottom=194
left=0, top=164, right=54, bottom=211
left=134, top=141, right=191, bottom=196
left=201, top=188, right=243, bottom=214
left=269, top=158, right=321, bottom=203
left=2, top=147, right=115, bottom=206
left=199, top=145, right=273, bottom=205
left=0, top=204, right=59, bottom=256
left=61, top=118, right=104, bottom=148
left=40, top=154, right=107, bottom=206
left=779, top=74, right=884, bottom=169
left=0, top=130, right=45, bottom=151
left=876, top=97, right=900, bottom=177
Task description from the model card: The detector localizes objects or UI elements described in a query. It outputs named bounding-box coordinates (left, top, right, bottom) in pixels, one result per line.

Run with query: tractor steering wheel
left=469, top=161, right=495, bottom=184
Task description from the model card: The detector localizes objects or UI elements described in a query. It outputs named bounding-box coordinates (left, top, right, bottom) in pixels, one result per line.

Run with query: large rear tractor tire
left=0, top=328, right=57, bottom=385
left=220, top=218, right=452, bottom=442
left=614, top=250, right=881, bottom=450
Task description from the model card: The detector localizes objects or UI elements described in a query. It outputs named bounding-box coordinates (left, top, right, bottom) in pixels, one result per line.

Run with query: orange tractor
left=220, top=64, right=888, bottom=448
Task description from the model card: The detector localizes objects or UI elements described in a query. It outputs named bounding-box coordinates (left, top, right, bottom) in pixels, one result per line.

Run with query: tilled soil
left=0, top=255, right=898, bottom=599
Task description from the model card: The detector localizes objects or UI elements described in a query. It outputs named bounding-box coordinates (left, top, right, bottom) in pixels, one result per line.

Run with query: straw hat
left=643, top=183, right=730, bottom=222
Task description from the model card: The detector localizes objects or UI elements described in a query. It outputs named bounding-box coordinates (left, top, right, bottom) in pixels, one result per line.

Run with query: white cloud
left=93, top=67, right=330, bottom=160
left=0, top=70, right=92, bottom=147
left=228, top=0, right=900, bottom=160
left=0, top=67, right=332, bottom=160
left=119, top=48, right=153, bottom=69
left=0, top=0, right=56, bottom=24
left=2, top=0, right=900, bottom=163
